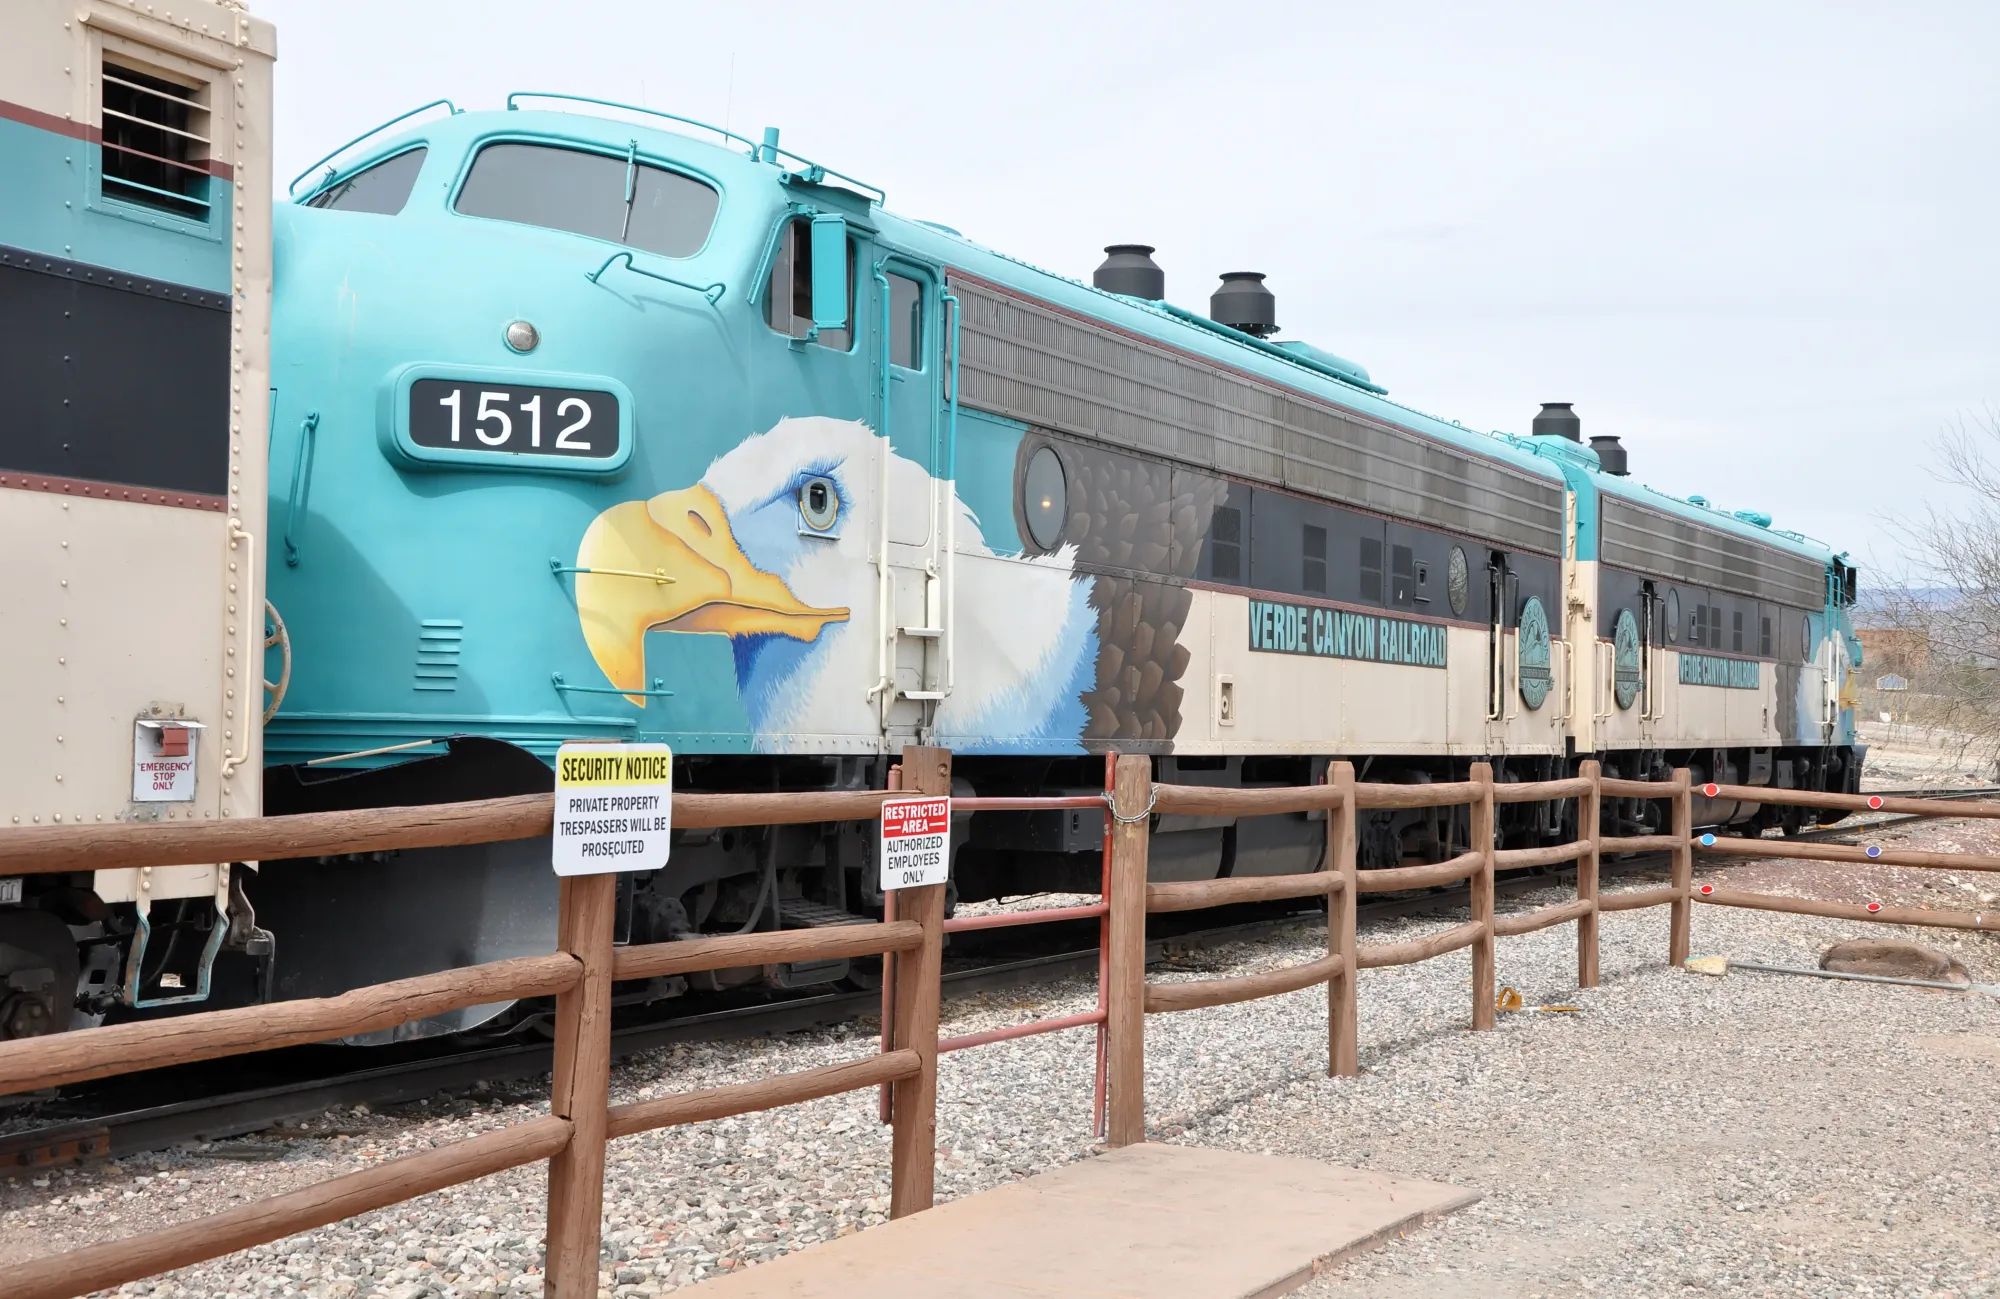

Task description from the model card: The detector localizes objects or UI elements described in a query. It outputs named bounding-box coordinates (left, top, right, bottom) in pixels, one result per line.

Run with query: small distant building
left=1875, top=673, right=1910, bottom=691
left=1856, top=627, right=1929, bottom=674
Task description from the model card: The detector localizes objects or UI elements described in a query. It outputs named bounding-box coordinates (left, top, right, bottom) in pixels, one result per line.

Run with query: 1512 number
left=407, top=379, right=620, bottom=461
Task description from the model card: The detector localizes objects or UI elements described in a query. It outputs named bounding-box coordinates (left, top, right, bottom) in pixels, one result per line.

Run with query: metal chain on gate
left=1101, top=786, right=1160, bottom=823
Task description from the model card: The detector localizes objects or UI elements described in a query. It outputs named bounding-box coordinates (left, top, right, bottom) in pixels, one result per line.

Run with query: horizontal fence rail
left=3, top=746, right=1993, bottom=1297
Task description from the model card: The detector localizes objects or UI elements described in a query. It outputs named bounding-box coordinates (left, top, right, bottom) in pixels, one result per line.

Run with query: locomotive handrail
left=550, top=670, right=676, bottom=699
left=288, top=98, right=460, bottom=198
left=583, top=249, right=727, bottom=304
left=505, top=91, right=761, bottom=154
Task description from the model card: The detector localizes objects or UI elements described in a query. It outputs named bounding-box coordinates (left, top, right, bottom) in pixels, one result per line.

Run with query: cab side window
left=763, top=216, right=853, bottom=351
left=305, top=148, right=428, bottom=215
left=888, top=272, right=924, bottom=368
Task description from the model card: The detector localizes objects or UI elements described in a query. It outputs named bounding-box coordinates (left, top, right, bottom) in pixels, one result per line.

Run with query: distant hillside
left=1853, top=587, right=1959, bottom=626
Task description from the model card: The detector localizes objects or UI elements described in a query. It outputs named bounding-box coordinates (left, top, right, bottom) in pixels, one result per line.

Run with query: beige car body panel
left=1, top=0, right=275, bottom=916
left=1185, top=587, right=1569, bottom=756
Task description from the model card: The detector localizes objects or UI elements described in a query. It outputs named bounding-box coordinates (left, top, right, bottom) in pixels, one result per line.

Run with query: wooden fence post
left=1669, top=767, right=1693, bottom=966
left=1577, top=759, right=1602, bottom=988
left=887, top=746, right=948, bottom=1218
left=1327, top=761, right=1359, bottom=1077
left=543, top=871, right=618, bottom=1298
left=1104, top=753, right=1152, bottom=1146
left=1469, top=761, right=1496, bottom=1031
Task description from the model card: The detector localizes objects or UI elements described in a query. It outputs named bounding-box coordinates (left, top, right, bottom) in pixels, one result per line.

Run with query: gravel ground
left=3, top=822, right=1996, bottom=1298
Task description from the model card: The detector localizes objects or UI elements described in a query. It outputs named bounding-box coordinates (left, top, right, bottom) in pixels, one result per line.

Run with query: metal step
left=778, top=899, right=874, bottom=928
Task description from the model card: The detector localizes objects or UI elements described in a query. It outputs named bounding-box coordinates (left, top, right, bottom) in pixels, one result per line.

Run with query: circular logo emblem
left=1446, top=546, right=1469, bottom=617
left=1612, top=608, right=1642, bottom=711
left=1517, top=596, right=1553, bottom=710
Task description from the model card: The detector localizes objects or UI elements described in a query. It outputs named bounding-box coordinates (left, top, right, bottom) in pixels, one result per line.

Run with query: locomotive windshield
left=304, top=147, right=426, bottom=214
left=453, top=141, right=718, bottom=257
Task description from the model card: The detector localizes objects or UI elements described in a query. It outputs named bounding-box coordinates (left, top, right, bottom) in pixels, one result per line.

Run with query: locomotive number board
left=409, top=379, right=621, bottom=461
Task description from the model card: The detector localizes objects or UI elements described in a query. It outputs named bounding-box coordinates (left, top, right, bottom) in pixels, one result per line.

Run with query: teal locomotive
left=248, top=96, right=1863, bottom=1034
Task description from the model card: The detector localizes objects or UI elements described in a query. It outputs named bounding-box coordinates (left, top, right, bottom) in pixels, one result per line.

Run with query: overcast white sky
left=257, top=0, right=1999, bottom=575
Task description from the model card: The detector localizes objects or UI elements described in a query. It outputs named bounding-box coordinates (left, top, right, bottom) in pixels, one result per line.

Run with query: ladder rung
left=901, top=691, right=947, bottom=700
left=899, top=626, right=942, bottom=638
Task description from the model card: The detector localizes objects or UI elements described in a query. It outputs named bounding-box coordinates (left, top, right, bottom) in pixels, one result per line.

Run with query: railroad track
left=2, top=786, right=1988, bottom=1173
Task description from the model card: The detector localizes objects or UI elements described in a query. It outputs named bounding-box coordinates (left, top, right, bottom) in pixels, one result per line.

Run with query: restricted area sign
left=552, top=742, right=673, bottom=877
left=880, top=795, right=951, bottom=891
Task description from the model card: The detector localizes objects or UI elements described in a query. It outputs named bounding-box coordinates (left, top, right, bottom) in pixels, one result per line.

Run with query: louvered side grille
left=1600, top=498, right=1826, bottom=608
left=415, top=619, right=463, bottom=692
left=950, top=277, right=1565, bottom=555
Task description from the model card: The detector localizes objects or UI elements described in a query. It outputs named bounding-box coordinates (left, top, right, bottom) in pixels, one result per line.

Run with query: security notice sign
left=880, top=795, right=951, bottom=891
left=552, top=742, right=673, bottom=876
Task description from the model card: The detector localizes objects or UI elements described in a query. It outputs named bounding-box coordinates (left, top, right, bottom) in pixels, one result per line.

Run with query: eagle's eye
left=800, top=476, right=840, bottom=531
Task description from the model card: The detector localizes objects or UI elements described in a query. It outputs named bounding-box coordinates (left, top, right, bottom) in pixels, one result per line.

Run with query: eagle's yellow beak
left=575, top=485, right=850, bottom=704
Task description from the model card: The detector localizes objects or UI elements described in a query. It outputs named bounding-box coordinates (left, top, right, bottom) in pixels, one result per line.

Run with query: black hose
left=729, top=824, right=779, bottom=935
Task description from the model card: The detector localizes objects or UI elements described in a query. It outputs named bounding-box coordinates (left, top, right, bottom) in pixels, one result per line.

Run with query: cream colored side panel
left=0, top=494, right=230, bottom=826
left=1, top=2, right=274, bottom=909
left=1443, top=625, right=1489, bottom=750
left=0, top=1, right=76, bottom=117
left=1644, top=652, right=1781, bottom=750
left=1182, top=588, right=1562, bottom=756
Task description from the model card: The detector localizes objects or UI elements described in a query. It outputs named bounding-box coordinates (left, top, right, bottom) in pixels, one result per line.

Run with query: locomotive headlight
left=800, top=476, right=839, bottom=531
left=504, top=319, right=540, bottom=353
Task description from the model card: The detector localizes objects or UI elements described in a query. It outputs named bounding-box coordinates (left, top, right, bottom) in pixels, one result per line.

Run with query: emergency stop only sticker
left=880, top=796, right=951, bottom=891
left=552, top=742, right=673, bottom=877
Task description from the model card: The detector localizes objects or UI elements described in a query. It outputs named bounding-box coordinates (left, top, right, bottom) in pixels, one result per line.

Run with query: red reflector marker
left=1703, top=783, right=1720, bottom=798
left=1866, top=902, right=1883, bottom=913
left=1699, top=884, right=1715, bottom=895
left=1867, top=795, right=1884, bottom=810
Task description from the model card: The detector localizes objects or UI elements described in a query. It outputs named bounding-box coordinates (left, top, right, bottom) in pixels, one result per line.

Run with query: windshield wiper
left=620, top=139, right=637, bottom=242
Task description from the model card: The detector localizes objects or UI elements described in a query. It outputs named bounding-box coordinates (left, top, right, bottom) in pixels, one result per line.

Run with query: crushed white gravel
left=3, top=840, right=1996, bottom=1298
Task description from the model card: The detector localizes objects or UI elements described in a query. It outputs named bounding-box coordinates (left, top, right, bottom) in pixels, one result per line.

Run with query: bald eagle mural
left=572, top=417, right=1101, bottom=750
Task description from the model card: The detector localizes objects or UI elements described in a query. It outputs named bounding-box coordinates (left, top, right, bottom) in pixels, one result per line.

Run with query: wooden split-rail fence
left=0, top=749, right=1995, bottom=1297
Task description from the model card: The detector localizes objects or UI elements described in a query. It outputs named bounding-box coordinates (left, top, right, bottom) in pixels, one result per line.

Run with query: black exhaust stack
left=1210, top=272, right=1278, bottom=337
left=1532, top=402, right=1581, bottom=442
left=1590, top=434, right=1629, bottom=476
left=1093, top=244, right=1165, bottom=299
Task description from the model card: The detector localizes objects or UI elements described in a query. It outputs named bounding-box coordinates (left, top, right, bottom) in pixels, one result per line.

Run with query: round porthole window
left=1023, top=446, right=1068, bottom=551
left=1665, top=588, right=1681, bottom=644
left=1446, top=546, right=1469, bottom=616
left=799, top=475, right=840, bottom=531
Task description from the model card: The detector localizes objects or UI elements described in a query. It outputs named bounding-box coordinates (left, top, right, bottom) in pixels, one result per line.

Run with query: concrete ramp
left=691, top=1142, right=1478, bottom=1298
